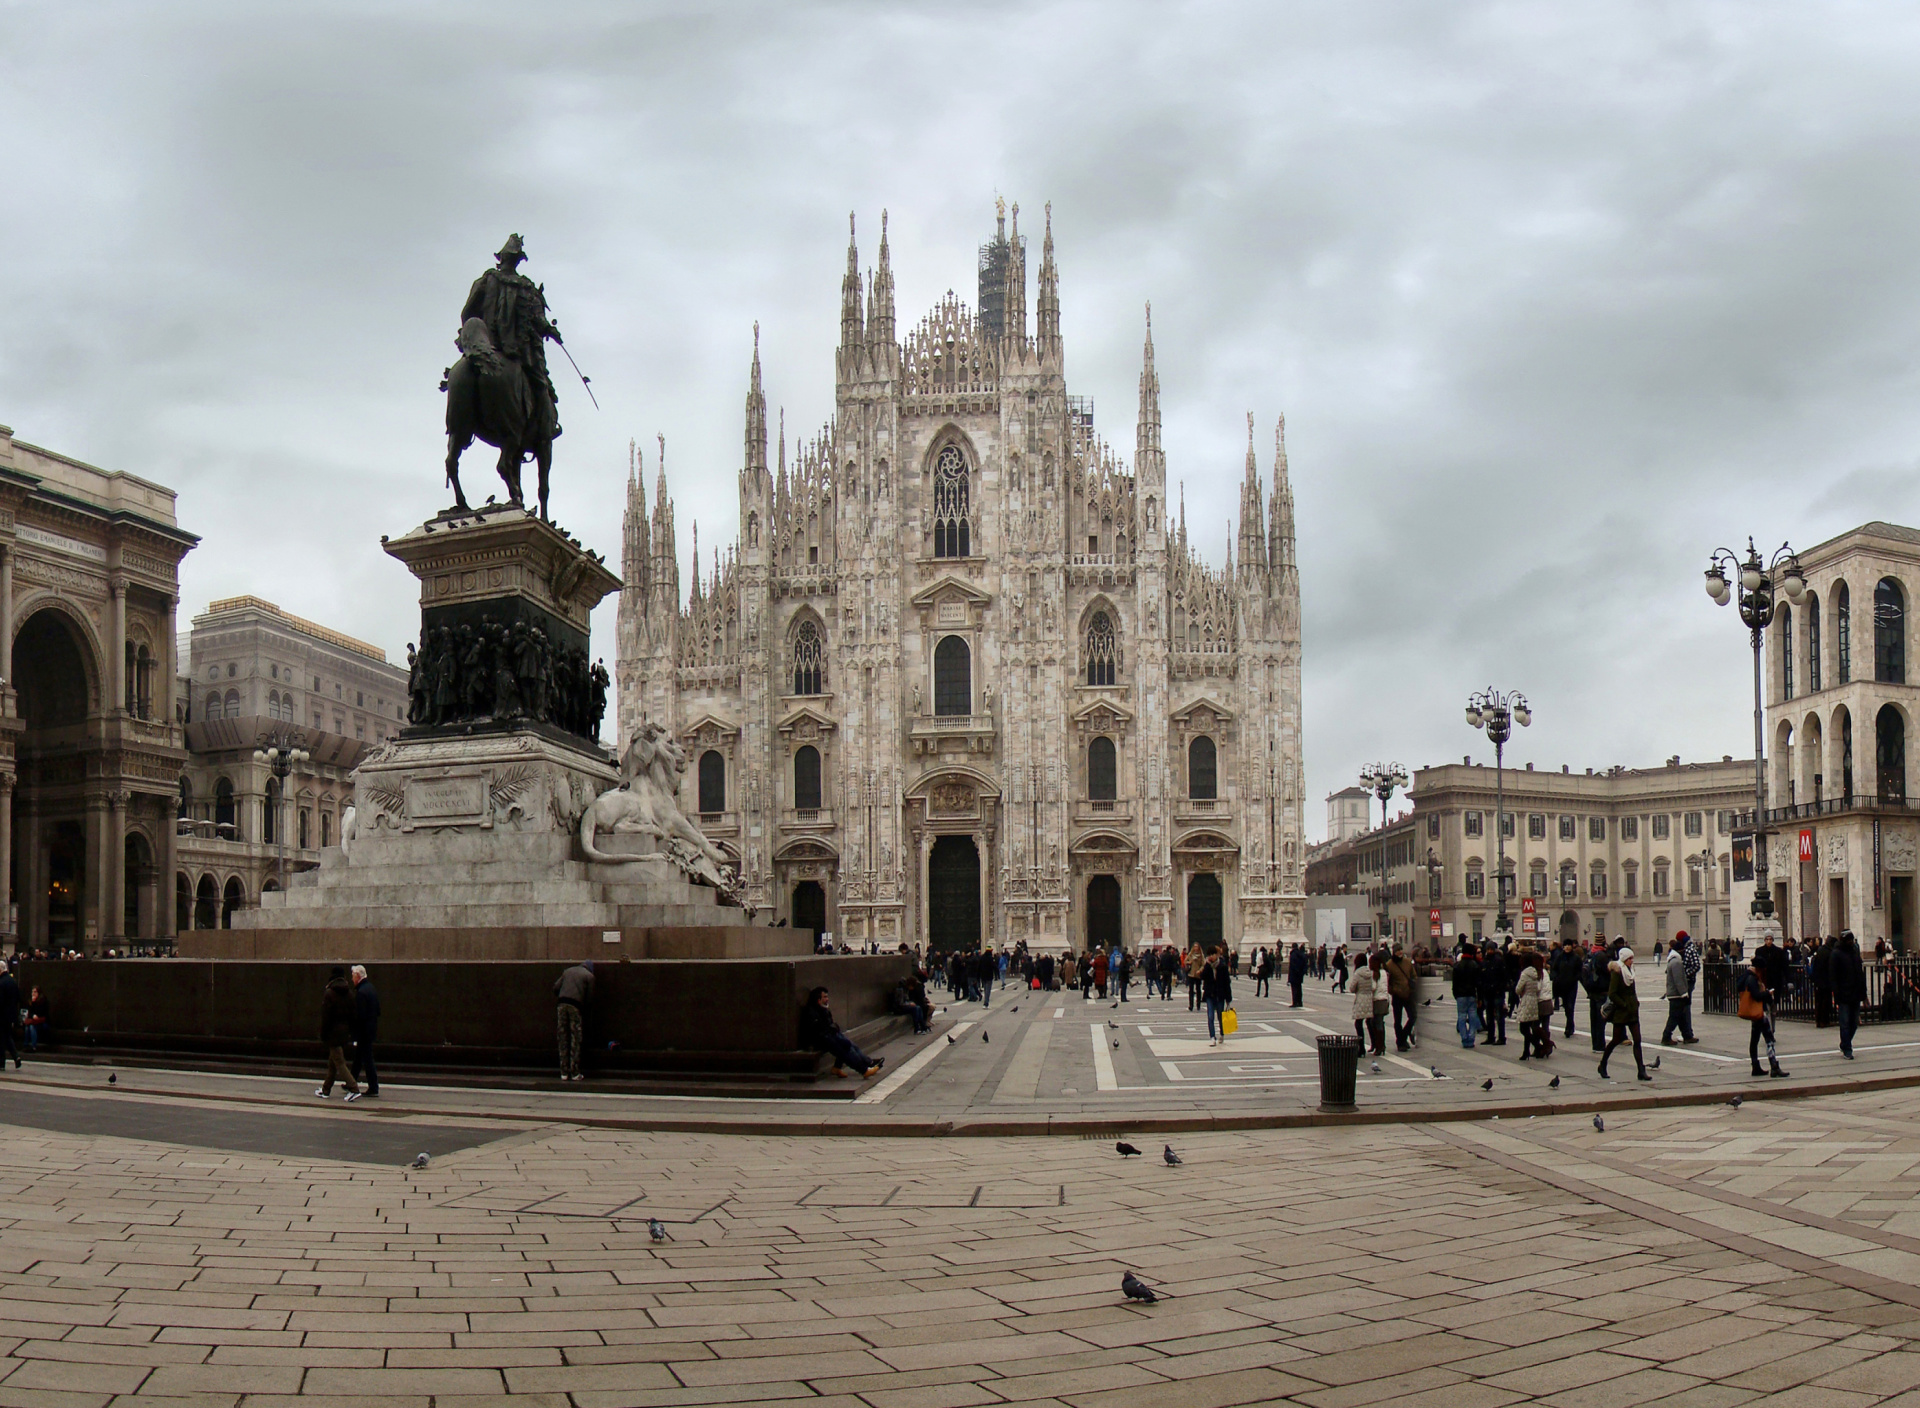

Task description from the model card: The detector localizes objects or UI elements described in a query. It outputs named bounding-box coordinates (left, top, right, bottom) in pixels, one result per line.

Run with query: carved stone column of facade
left=106, top=791, right=126, bottom=943
left=110, top=576, right=127, bottom=715
left=83, top=794, right=105, bottom=953
left=160, top=592, right=176, bottom=726
left=916, top=823, right=930, bottom=943
left=0, top=778, right=12, bottom=940
left=0, top=546, right=12, bottom=684
left=160, top=792, right=179, bottom=940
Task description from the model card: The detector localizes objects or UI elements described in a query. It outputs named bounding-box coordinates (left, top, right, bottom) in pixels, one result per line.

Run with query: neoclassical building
left=0, top=422, right=196, bottom=951
left=616, top=206, right=1306, bottom=955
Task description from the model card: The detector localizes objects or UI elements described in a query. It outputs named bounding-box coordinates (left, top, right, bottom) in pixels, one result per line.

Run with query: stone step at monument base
left=183, top=923, right=798, bottom=962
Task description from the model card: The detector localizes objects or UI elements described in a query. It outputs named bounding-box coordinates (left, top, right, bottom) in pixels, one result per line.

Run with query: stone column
left=0, top=545, right=12, bottom=687
left=917, top=827, right=930, bottom=944
left=84, top=797, right=105, bottom=953
left=161, top=592, right=176, bottom=726
left=160, top=794, right=179, bottom=941
left=110, top=577, right=127, bottom=715
left=0, top=779, right=12, bottom=945
left=106, top=792, right=125, bottom=942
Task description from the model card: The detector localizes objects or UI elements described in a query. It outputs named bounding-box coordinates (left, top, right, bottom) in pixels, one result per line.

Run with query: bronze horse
left=442, top=317, right=554, bottom=519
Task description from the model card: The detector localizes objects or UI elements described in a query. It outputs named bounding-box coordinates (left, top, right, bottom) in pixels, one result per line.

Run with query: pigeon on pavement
left=983, top=1032, right=990, bottom=1043
left=1121, top=1271, right=1160, bottom=1303
left=1370, top=1062, right=1381, bottom=1073
left=1116, top=1142, right=1142, bottom=1157
left=411, top=1153, right=430, bottom=1169
left=108, top=1073, right=117, bottom=1085
left=1730, top=1095, right=1744, bottom=1109
left=1549, top=1075, right=1560, bottom=1089
left=648, top=1219, right=670, bottom=1242
left=1593, top=1115, right=1605, bottom=1133
left=947, top=1035, right=956, bottom=1044
left=1651, top=1054, right=1661, bottom=1069
left=1163, top=1145, right=1183, bottom=1166
left=1481, top=1079, right=1494, bottom=1091
left=1108, top=1020, right=1118, bottom=1029
left=1430, top=1066, right=1443, bottom=1078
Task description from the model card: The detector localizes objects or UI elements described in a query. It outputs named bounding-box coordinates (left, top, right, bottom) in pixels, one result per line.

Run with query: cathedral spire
left=1270, top=413, right=1296, bottom=587
left=868, top=208, right=896, bottom=348
left=1136, top=302, right=1162, bottom=469
left=1239, top=410, right=1267, bottom=590
left=1004, top=201, right=1028, bottom=348
left=622, top=437, right=650, bottom=608
left=744, top=321, right=768, bottom=478
left=1036, top=201, right=1060, bottom=362
left=839, top=212, right=863, bottom=351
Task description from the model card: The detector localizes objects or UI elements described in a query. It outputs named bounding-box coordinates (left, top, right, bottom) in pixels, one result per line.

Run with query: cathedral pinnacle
left=840, top=212, right=863, bottom=350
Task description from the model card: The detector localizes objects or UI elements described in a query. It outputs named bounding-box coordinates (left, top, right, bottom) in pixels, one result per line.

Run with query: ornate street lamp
left=1705, top=538, right=1805, bottom=935
left=1466, top=688, right=1531, bottom=937
left=1358, top=762, right=1408, bottom=945
left=252, top=737, right=311, bottom=894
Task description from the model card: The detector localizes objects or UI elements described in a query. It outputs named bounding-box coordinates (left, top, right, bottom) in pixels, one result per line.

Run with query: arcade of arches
left=0, top=427, right=196, bottom=953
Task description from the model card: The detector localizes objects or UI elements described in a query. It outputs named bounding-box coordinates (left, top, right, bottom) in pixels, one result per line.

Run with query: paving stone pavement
left=13, top=1081, right=1920, bottom=1403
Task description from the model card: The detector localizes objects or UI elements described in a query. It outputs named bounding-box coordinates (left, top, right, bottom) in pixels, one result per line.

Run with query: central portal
left=1087, top=875, right=1121, bottom=950
left=929, top=835, right=981, bottom=951
left=1187, top=871, right=1223, bottom=951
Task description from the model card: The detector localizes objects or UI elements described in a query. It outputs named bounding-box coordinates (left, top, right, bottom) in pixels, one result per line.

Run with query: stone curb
left=8, top=1065, right=1918, bottom=1139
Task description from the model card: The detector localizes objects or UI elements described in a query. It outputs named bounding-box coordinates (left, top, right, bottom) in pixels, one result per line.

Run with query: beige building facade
left=0, top=423, right=196, bottom=952
left=617, top=206, right=1307, bottom=954
left=1390, top=758, right=1752, bottom=952
left=174, top=596, right=404, bottom=932
left=1762, top=521, right=1920, bottom=949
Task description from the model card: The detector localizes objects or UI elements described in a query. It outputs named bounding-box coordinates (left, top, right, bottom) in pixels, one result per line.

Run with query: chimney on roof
left=1562, top=764, right=1570, bottom=774
left=1723, top=755, right=1733, bottom=763
left=1526, top=762, right=1534, bottom=771
left=1464, top=755, right=1471, bottom=766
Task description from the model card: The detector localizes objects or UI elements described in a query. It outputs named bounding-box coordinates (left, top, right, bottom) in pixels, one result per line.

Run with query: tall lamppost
left=252, top=738, right=310, bottom=894
left=1466, top=689, right=1531, bottom=938
left=1705, top=538, right=1804, bottom=936
left=1359, top=763, right=1408, bottom=946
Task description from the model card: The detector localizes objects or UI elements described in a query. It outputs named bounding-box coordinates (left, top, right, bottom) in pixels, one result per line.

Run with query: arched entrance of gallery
left=929, top=835, right=981, bottom=952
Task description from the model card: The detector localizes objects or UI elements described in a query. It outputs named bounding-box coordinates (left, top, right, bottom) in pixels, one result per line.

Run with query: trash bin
left=1317, top=1033, right=1362, bottom=1110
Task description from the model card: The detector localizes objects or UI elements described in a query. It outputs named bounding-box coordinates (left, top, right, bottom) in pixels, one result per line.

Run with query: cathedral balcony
left=1066, top=554, right=1137, bottom=590
left=909, top=712, right=997, bottom=758
left=770, top=573, right=836, bottom=601
left=694, top=810, right=741, bottom=840
left=780, top=807, right=836, bottom=833
left=1174, top=798, right=1235, bottom=826
left=1073, top=799, right=1134, bottom=826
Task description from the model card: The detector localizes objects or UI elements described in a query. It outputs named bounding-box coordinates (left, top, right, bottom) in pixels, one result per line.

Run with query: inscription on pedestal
left=405, top=774, right=489, bottom=829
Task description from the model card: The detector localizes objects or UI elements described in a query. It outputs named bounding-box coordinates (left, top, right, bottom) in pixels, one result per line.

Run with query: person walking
left=1581, top=938, right=1613, bottom=1053
left=1550, top=938, right=1583, bottom=1041
left=349, top=964, right=381, bottom=1098
left=1598, top=947, right=1650, bottom=1082
left=1811, top=935, right=1836, bottom=1028
left=1452, top=942, right=1483, bottom=1049
left=1514, top=952, right=1546, bottom=1060
left=553, top=958, right=595, bottom=1082
left=1740, top=954, right=1789, bottom=1077
left=1201, top=948, right=1234, bottom=1045
left=1477, top=943, right=1508, bottom=1047
left=1254, top=947, right=1273, bottom=998
left=1286, top=943, right=1307, bottom=1007
left=1351, top=953, right=1387, bottom=1056
left=1092, top=948, right=1109, bottom=1001
left=1833, top=930, right=1866, bottom=1059
left=1659, top=937, right=1695, bottom=1047
left=315, top=966, right=362, bottom=1101
left=1186, top=944, right=1205, bottom=1011
left=1385, top=946, right=1417, bottom=1051
left=0, top=964, right=20, bottom=1071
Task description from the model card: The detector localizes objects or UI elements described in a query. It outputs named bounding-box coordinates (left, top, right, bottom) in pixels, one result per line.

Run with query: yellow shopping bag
left=1221, top=1008, right=1238, bottom=1035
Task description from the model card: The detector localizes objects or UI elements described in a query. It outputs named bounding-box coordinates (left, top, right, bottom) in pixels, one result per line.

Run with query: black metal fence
left=1699, top=958, right=1920, bottom=1024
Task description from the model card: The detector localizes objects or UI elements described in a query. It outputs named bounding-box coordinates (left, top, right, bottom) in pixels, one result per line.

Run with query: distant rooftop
left=197, top=595, right=387, bottom=663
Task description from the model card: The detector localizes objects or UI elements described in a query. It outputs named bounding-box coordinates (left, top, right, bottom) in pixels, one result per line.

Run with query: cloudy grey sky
left=4, top=1, right=1919, bottom=838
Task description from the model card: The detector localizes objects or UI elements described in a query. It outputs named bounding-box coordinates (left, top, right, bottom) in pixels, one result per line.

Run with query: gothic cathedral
left=616, top=205, right=1305, bottom=955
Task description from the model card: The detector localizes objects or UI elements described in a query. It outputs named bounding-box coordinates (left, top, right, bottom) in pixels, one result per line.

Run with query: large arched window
left=224, top=688, right=240, bottom=718
left=1879, top=704, right=1906, bottom=803
left=1085, top=611, right=1117, bottom=687
left=1840, top=706, right=1855, bottom=802
left=791, top=618, right=824, bottom=696
left=698, top=749, right=726, bottom=814
left=263, top=778, right=279, bottom=846
left=177, top=777, right=191, bottom=821
left=1807, top=590, right=1822, bottom=693
left=793, top=745, right=822, bottom=810
left=205, top=692, right=220, bottom=721
left=934, top=635, right=971, bottom=716
left=1838, top=580, right=1852, bottom=683
left=1877, top=577, right=1905, bottom=684
left=1780, top=605, right=1793, bottom=701
left=215, top=777, right=236, bottom=836
left=1089, top=736, right=1117, bottom=801
left=932, top=445, right=970, bottom=558
left=267, top=691, right=281, bottom=722
left=1188, top=736, right=1217, bottom=800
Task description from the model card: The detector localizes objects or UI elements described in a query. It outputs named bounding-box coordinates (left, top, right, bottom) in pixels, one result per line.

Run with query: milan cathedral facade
left=616, top=205, right=1306, bottom=955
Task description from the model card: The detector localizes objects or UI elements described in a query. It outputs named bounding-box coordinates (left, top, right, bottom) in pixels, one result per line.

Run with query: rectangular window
left=1652, top=814, right=1671, bottom=840
left=1427, top=814, right=1440, bottom=838
left=1590, top=870, right=1607, bottom=898
left=1528, top=814, right=1546, bottom=840
left=1689, top=864, right=1703, bottom=896
left=1501, top=812, right=1515, bottom=839
left=1466, top=871, right=1485, bottom=899
left=1653, top=868, right=1669, bottom=898
left=1718, top=810, right=1734, bottom=835
left=1530, top=871, right=1547, bottom=898
left=1621, top=816, right=1639, bottom=841
left=1625, top=870, right=1638, bottom=898
left=1429, top=873, right=1441, bottom=902
left=1684, top=812, right=1703, bottom=837
left=1498, top=872, right=1516, bottom=902
left=1464, top=811, right=1483, bottom=838
left=1589, top=817, right=1606, bottom=842
left=1559, top=816, right=1576, bottom=841
left=1472, top=916, right=1483, bottom=940
left=1560, top=869, right=1577, bottom=899
left=356, top=692, right=364, bottom=708
left=1089, top=536, right=1099, bottom=554
left=1625, top=914, right=1637, bottom=943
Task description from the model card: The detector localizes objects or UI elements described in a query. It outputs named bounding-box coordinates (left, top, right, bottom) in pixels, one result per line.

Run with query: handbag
left=1737, top=989, right=1765, bottom=1021
left=1373, top=996, right=1390, bottom=1016
left=1221, top=1008, right=1239, bottom=1035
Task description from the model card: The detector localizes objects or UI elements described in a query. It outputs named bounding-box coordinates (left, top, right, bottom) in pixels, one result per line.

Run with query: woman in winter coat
left=1350, top=953, right=1387, bottom=1055
left=1598, top=946, right=1650, bottom=1081
left=1201, top=950, right=1234, bottom=1045
left=1513, top=953, right=1546, bottom=1060
left=1741, top=955, right=1789, bottom=1078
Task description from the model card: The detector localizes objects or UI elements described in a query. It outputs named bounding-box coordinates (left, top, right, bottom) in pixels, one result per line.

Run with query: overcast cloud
left=4, top=1, right=1919, bottom=838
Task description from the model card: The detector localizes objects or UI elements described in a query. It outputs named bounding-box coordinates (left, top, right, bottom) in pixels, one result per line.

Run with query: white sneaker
left=344, top=1091, right=361, bottom=1103
left=314, top=1087, right=328, bottom=1098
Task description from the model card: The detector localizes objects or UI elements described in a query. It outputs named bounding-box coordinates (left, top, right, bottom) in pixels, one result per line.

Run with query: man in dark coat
left=316, top=967, right=362, bottom=1101
left=0, top=965, right=21, bottom=1070
left=1832, top=930, right=1868, bottom=1059
left=349, top=965, right=382, bottom=1098
left=1287, top=942, right=1308, bottom=1007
